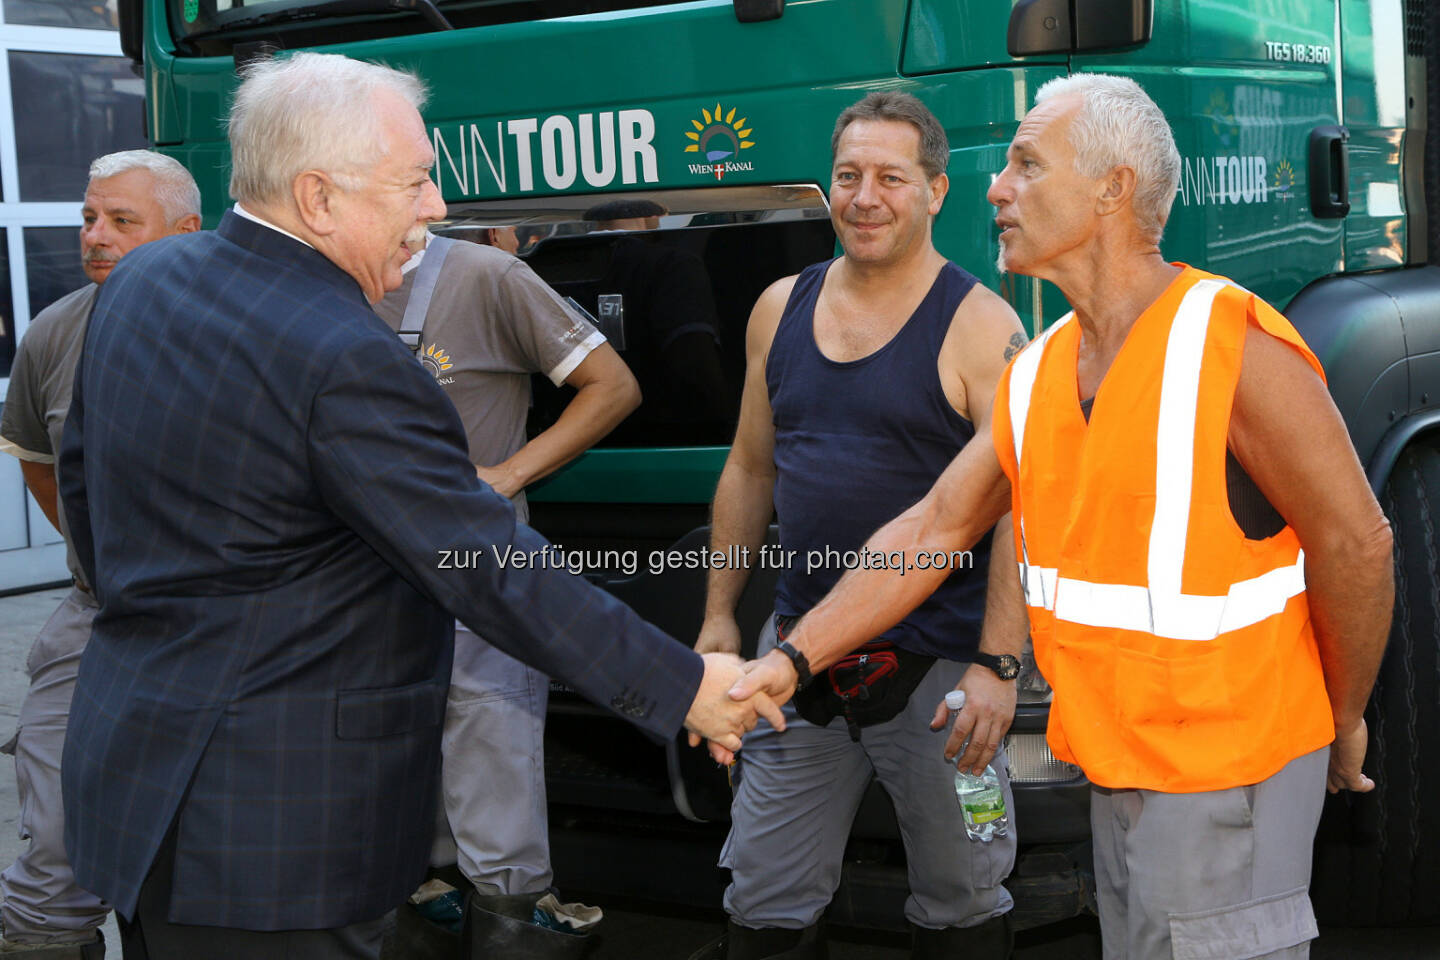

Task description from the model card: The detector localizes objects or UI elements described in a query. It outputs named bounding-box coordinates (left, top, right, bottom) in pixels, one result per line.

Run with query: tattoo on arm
left=1003, top=332, right=1027, bottom=363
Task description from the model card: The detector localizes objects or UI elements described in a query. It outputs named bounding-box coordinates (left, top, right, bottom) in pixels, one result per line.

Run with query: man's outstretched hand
left=727, top=648, right=800, bottom=706
left=692, top=650, right=804, bottom=764
left=685, top=653, right=787, bottom=764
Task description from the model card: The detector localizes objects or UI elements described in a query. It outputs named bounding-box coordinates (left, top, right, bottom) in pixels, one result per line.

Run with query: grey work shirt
left=0, top=283, right=99, bottom=585
left=373, top=239, right=604, bottom=522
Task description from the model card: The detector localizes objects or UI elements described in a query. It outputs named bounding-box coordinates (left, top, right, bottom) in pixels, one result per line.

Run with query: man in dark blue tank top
left=694, top=93, right=1029, bottom=959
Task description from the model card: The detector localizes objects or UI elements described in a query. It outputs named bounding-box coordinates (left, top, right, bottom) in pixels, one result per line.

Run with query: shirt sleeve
left=496, top=259, right=605, bottom=386
left=0, top=329, right=56, bottom=463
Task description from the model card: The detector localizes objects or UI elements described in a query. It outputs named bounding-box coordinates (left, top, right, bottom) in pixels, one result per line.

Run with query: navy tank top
left=766, top=259, right=992, bottom=660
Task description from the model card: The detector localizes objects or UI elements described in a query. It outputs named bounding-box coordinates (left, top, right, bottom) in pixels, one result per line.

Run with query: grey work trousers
left=1091, top=746, right=1329, bottom=960
left=1, top=587, right=109, bottom=943
left=721, top=615, right=1016, bottom=931
left=429, top=623, right=552, bottom=896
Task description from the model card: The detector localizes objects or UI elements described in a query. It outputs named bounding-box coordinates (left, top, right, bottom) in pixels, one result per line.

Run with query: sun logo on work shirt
left=419, top=343, right=454, bottom=379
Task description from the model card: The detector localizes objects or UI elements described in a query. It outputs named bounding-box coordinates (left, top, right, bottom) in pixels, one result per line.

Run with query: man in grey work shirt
left=373, top=226, right=639, bottom=958
left=0, top=150, right=200, bottom=958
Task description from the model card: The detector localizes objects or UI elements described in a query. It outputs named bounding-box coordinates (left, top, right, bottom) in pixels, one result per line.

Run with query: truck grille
left=1407, top=0, right=1426, bottom=56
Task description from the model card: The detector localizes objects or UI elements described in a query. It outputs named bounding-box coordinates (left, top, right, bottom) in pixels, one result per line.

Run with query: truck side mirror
left=118, top=0, right=143, bottom=66
left=734, top=0, right=783, bottom=23
left=1008, top=0, right=1152, bottom=57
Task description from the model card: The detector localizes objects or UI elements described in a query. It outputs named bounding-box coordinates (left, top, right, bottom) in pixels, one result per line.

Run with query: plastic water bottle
left=945, top=689, right=1010, bottom=843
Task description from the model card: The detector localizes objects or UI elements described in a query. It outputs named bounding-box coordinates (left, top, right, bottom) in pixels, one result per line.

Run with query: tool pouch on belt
left=779, top=614, right=936, bottom=742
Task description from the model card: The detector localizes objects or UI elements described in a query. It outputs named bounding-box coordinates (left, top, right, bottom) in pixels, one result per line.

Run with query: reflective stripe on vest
left=1007, top=311, right=1072, bottom=615
left=1008, top=279, right=1306, bottom=642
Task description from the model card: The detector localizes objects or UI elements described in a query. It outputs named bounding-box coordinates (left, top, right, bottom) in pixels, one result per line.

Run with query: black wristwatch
left=972, top=652, right=1022, bottom=681
left=775, top=640, right=814, bottom=688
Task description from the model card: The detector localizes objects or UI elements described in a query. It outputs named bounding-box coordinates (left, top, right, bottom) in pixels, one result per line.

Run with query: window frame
left=0, top=22, right=123, bottom=386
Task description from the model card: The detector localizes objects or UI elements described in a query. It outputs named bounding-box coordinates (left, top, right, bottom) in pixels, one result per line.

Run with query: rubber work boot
left=909, top=913, right=1013, bottom=960
left=384, top=900, right=459, bottom=959
left=685, top=919, right=827, bottom=960
left=0, top=929, right=104, bottom=959
left=461, top=892, right=591, bottom=960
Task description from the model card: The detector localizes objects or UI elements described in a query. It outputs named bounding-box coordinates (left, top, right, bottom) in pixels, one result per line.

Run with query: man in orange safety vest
left=725, top=74, right=1393, bottom=959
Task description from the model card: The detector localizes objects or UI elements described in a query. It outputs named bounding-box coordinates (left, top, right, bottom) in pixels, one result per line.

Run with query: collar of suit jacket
left=217, top=210, right=371, bottom=307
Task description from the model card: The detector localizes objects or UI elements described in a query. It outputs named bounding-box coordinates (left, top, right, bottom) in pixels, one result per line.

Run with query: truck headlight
left=1004, top=732, right=1083, bottom=783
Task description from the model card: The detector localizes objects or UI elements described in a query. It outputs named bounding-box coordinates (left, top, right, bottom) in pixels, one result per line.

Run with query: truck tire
left=1311, top=438, right=1440, bottom=925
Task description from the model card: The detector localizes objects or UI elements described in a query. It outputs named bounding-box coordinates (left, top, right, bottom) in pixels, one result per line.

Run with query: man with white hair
left=0, top=149, right=201, bottom=959
left=732, top=74, right=1392, bottom=958
left=55, top=52, right=776, bottom=960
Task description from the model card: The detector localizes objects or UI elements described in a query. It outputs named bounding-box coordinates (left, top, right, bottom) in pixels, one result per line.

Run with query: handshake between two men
left=682, top=629, right=1014, bottom=774
left=682, top=652, right=799, bottom=764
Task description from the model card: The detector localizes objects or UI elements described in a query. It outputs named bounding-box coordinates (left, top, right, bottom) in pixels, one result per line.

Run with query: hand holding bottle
left=945, top=690, right=1010, bottom=843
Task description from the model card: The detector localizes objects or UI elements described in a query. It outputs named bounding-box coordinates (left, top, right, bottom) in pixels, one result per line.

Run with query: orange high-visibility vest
left=993, top=265, right=1335, bottom=792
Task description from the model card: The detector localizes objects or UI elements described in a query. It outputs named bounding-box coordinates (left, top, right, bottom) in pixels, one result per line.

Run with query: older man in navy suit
left=57, top=53, right=777, bottom=960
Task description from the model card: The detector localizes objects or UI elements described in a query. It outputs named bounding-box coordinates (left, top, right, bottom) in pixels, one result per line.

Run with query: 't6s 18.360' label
left=1265, top=40, right=1332, bottom=64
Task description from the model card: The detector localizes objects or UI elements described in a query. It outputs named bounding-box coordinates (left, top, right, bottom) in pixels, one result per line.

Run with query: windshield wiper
left=188, top=0, right=453, bottom=38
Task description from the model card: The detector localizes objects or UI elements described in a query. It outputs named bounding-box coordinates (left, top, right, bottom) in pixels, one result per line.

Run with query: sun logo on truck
left=685, top=104, right=755, bottom=181
left=419, top=343, right=454, bottom=379
left=1272, top=159, right=1296, bottom=198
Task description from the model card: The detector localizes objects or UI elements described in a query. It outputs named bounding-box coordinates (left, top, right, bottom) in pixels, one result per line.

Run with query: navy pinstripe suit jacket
left=57, top=212, right=702, bottom=930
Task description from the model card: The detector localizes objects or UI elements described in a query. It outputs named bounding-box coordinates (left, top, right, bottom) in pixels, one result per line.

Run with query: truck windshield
left=169, top=0, right=677, bottom=50
left=447, top=184, right=836, bottom=450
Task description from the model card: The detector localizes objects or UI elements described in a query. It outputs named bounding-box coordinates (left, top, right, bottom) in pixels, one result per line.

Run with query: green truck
left=117, top=0, right=1440, bottom=930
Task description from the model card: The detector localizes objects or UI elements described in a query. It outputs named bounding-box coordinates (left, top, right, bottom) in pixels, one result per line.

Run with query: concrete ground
left=1, top=585, right=1437, bottom=958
